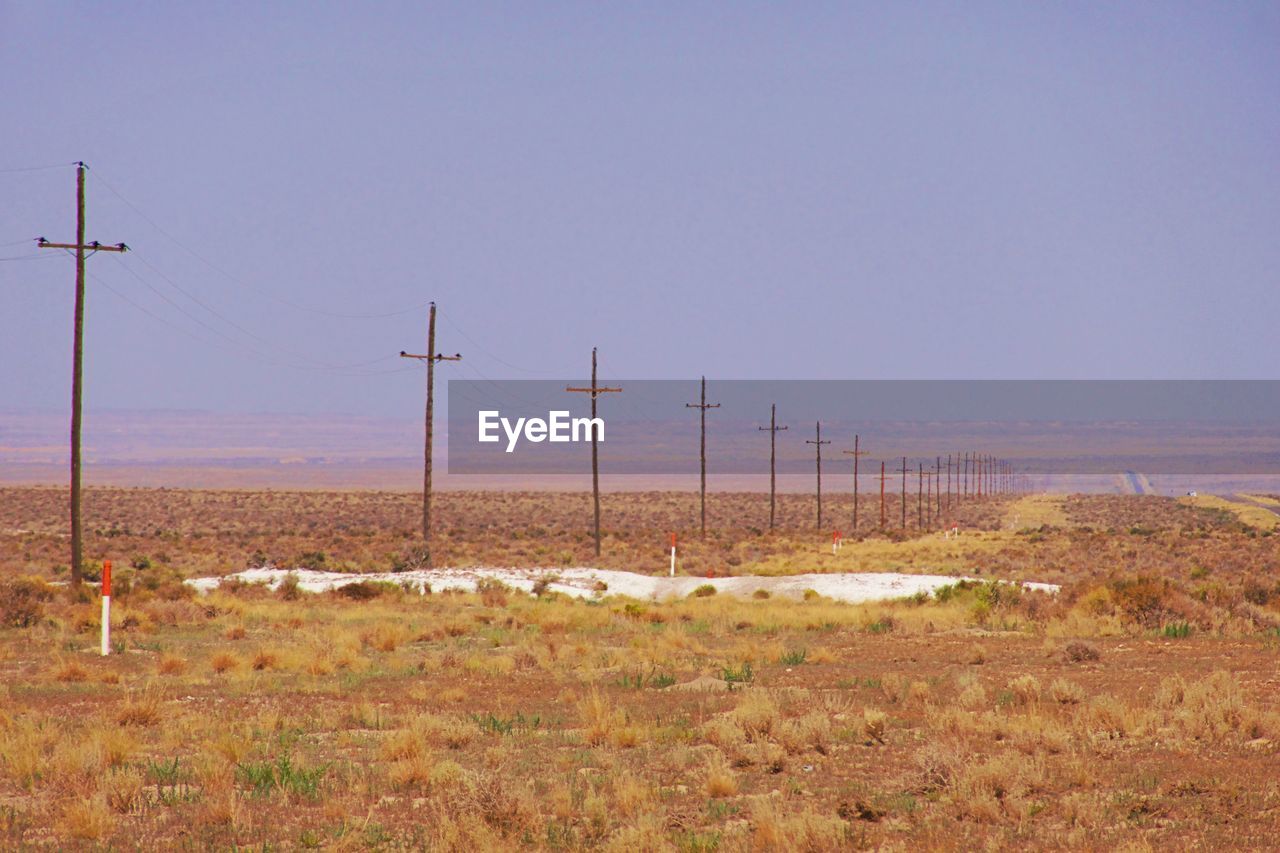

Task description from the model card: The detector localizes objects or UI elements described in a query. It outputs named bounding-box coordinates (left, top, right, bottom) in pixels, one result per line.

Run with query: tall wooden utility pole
left=805, top=422, right=831, bottom=530
left=685, top=376, right=719, bottom=538
left=935, top=456, right=943, bottom=519
left=399, top=302, right=461, bottom=569
left=963, top=452, right=969, bottom=500
left=758, top=404, right=787, bottom=530
left=566, top=347, right=621, bottom=557
left=841, top=434, right=868, bottom=534
left=37, top=162, right=128, bottom=587
left=946, top=453, right=953, bottom=512
left=878, top=461, right=887, bottom=528
left=898, top=457, right=910, bottom=529
left=917, top=462, right=924, bottom=528
left=923, top=467, right=936, bottom=528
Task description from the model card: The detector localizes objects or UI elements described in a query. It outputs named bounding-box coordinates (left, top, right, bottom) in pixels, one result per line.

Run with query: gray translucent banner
left=446, top=380, right=1280, bottom=476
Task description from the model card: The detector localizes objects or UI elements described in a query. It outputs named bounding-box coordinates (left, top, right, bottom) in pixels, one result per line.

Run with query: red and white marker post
left=669, top=533, right=677, bottom=577
left=832, top=530, right=842, bottom=555
left=100, top=559, right=112, bottom=656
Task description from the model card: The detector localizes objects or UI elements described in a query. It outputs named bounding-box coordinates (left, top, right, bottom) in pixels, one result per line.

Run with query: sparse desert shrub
left=779, top=711, right=831, bottom=755
left=1108, top=575, right=1188, bottom=629
left=531, top=573, right=559, bottom=597
left=276, top=573, right=302, bottom=601
left=1008, top=674, right=1042, bottom=705
left=1063, top=640, right=1101, bottom=663
left=0, top=576, right=53, bottom=628
left=704, top=753, right=738, bottom=797
left=578, top=689, right=631, bottom=747
left=210, top=651, right=241, bottom=674
left=452, top=769, right=539, bottom=836
left=334, top=580, right=391, bottom=600
left=749, top=798, right=848, bottom=850
left=116, top=688, right=163, bottom=727
left=477, top=579, right=510, bottom=608
left=104, top=767, right=144, bottom=813
left=863, top=708, right=887, bottom=743
left=157, top=654, right=187, bottom=676
left=967, top=643, right=987, bottom=665
left=1049, top=678, right=1085, bottom=704
left=692, top=584, right=717, bottom=598
left=730, top=691, right=780, bottom=740
left=61, top=795, right=115, bottom=841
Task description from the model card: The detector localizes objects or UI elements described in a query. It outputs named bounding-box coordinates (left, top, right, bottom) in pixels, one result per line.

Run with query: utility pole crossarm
left=37, top=239, right=128, bottom=253
left=400, top=351, right=461, bottom=362
left=565, top=386, right=622, bottom=396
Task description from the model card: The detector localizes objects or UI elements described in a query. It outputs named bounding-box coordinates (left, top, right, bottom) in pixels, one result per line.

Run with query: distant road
left=1122, top=470, right=1154, bottom=495
left=1231, top=493, right=1280, bottom=519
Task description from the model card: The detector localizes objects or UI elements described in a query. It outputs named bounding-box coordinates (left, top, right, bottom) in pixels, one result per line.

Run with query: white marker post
left=669, top=533, right=677, bottom=577
left=100, top=559, right=112, bottom=656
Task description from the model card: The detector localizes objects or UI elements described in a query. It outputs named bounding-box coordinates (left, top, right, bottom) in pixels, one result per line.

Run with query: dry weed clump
left=748, top=797, right=849, bottom=850
left=1049, top=678, right=1086, bottom=705
left=1063, top=640, right=1101, bottom=663
left=60, top=795, right=115, bottom=841
left=704, top=753, right=739, bottom=798
left=54, top=659, right=89, bottom=683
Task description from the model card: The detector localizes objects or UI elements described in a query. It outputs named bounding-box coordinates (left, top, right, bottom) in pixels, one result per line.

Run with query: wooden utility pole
left=566, top=347, right=621, bottom=556
left=917, top=462, right=924, bottom=528
left=898, top=457, right=910, bottom=529
left=923, top=467, right=936, bottom=528
left=37, top=162, right=128, bottom=587
left=841, top=434, right=868, bottom=534
left=758, top=404, right=788, bottom=531
left=878, top=461, right=887, bottom=528
left=935, top=456, right=943, bottom=519
left=805, top=422, right=831, bottom=530
left=399, top=302, right=461, bottom=569
left=946, top=453, right=953, bottom=511
left=685, top=376, right=720, bottom=538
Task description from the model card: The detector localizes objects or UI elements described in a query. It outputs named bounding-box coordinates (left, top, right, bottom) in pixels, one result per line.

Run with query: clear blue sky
left=2, top=2, right=1278, bottom=420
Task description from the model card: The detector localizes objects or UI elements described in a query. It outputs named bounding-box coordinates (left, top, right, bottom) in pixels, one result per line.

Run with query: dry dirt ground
left=1, top=488, right=1279, bottom=849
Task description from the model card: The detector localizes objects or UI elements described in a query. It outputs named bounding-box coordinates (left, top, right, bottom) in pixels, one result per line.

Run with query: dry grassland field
left=2, top=487, right=1280, bottom=849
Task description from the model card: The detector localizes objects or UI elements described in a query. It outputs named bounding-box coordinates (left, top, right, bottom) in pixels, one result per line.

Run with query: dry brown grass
left=0, top=489, right=1278, bottom=848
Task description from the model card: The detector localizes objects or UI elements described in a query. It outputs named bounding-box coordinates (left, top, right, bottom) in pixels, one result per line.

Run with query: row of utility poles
left=30, top=160, right=1023, bottom=574
left=43, top=166, right=1017, bottom=576
left=397, top=339, right=1023, bottom=566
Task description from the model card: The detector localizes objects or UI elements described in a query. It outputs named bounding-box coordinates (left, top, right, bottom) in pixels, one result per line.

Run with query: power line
left=0, top=253, right=59, bottom=262
left=0, top=162, right=78, bottom=174
left=436, top=308, right=555, bottom=376
left=113, top=253, right=404, bottom=374
left=89, top=167, right=434, bottom=320
left=102, top=256, right=408, bottom=376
